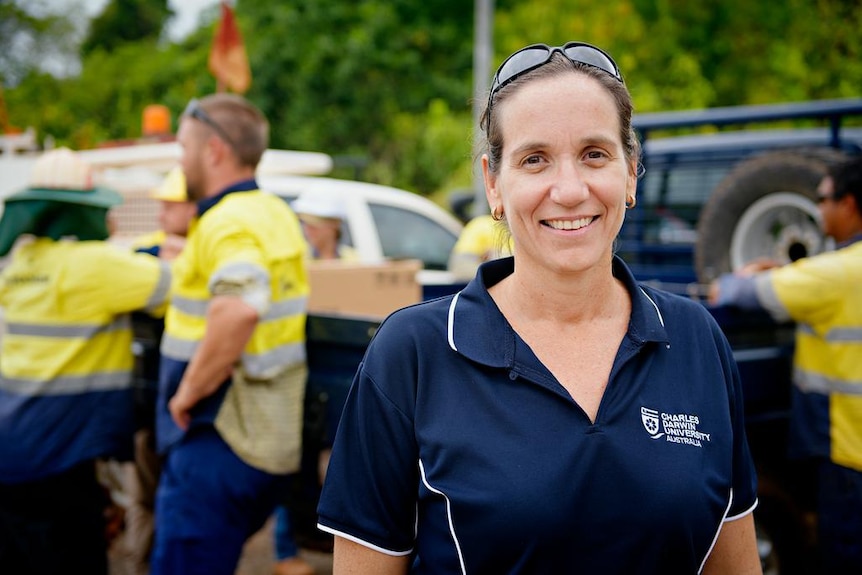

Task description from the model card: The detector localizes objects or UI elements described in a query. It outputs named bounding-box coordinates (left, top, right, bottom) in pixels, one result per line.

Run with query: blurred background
left=1, top=0, right=861, bottom=206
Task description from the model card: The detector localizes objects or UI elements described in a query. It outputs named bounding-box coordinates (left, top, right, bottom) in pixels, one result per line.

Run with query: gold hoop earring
left=625, top=195, right=637, bottom=209
left=491, top=206, right=504, bottom=221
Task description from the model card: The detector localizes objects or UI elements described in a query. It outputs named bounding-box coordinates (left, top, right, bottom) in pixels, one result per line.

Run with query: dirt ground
left=109, top=514, right=333, bottom=575
left=235, top=516, right=333, bottom=575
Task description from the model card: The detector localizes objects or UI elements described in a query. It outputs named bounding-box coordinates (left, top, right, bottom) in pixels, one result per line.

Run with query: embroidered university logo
left=641, top=407, right=663, bottom=439
left=640, top=406, right=711, bottom=447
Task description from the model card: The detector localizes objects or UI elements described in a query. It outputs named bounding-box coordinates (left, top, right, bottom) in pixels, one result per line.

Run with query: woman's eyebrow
left=508, top=135, right=618, bottom=157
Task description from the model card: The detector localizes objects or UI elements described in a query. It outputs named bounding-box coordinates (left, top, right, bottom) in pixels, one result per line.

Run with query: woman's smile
left=542, top=216, right=597, bottom=231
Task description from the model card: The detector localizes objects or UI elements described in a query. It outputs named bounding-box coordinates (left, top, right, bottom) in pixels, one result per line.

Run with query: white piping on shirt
left=698, top=488, right=734, bottom=574
left=315, top=523, right=413, bottom=556
left=419, top=458, right=467, bottom=574
left=639, top=287, right=665, bottom=327
left=726, top=497, right=758, bottom=522
left=449, top=287, right=666, bottom=352
left=447, top=292, right=460, bottom=352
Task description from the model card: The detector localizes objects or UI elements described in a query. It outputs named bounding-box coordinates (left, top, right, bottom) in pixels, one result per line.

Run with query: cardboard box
left=307, top=259, right=423, bottom=319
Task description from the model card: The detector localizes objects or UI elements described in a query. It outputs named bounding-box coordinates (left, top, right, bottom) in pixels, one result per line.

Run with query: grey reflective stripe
left=169, top=294, right=306, bottom=321
left=160, top=334, right=306, bottom=374
left=825, top=327, right=862, bottom=343
left=733, top=347, right=785, bottom=362
left=753, top=274, right=791, bottom=322
left=797, top=323, right=815, bottom=336
left=5, top=315, right=130, bottom=338
left=208, top=261, right=270, bottom=292
left=794, top=367, right=862, bottom=396
left=261, top=296, right=307, bottom=322
left=242, top=342, right=307, bottom=378
left=797, top=323, right=862, bottom=343
left=160, top=334, right=198, bottom=361
left=171, top=295, right=209, bottom=318
left=144, top=262, right=172, bottom=312
left=0, top=370, right=133, bottom=395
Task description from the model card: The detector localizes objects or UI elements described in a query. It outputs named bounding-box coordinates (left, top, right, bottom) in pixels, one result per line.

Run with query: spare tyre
left=694, top=149, right=846, bottom=283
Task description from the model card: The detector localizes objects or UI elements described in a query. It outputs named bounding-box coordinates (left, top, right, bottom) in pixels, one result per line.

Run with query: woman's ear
left=626, top=159, right=638, bottom=197
left=482, top=154, right=500, bottom=208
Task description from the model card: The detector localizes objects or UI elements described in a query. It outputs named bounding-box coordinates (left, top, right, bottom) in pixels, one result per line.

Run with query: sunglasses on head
left=182, top=99, right=238, bottom=150
left=485, top=41, right=623, bottom=133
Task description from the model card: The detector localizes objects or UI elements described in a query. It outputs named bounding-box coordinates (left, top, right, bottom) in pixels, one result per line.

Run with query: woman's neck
left=491, top=258, right=626, bottom=326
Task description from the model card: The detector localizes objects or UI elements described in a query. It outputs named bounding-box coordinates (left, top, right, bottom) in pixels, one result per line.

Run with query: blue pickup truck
left=624, top=98, right=862, bottom=573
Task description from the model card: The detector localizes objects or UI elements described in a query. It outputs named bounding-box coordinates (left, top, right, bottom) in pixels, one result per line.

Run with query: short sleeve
left=71, top=244, right=170, bottom=316
left=760, top=254, right=848, bottom=325
left=198, top=217, right=272, bottom=312
left=316, top=356, right=419, bottom=555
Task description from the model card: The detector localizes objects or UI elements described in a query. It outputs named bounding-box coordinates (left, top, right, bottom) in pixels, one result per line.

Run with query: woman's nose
left=549, top=161, right=589, bottom=206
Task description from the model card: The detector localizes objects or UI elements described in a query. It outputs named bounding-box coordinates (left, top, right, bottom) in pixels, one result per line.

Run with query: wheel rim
left=729, top=192, right=829, bottom=270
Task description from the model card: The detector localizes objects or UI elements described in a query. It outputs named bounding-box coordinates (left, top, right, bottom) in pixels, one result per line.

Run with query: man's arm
left=707, top=258, right=780, bottom=308
left=159, top=234, right=187, bottom=261
left=168, top=294, right=258, bottom=429
left=708, top=273, right=766, bottom=310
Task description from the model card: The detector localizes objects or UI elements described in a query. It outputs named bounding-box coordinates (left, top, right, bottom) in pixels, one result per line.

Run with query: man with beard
left=150, top=94, right=311, bottom=575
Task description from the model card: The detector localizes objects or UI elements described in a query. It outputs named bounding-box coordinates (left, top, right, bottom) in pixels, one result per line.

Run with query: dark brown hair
left=480, top=53, right=640, bottom=177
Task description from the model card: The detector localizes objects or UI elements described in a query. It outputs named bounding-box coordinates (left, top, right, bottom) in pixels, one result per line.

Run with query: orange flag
left=208, top=1, right=251, bottom=94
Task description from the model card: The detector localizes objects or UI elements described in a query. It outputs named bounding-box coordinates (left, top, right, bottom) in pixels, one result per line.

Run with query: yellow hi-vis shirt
left=131, top=229, right=166, bottom=251
left=754, top=240, right=862, bottom=472
left=159, top=189, right=310, bottom=474
left=0, top=238, right=170, bottom=481
left=448, top=214, right=513, bottom=281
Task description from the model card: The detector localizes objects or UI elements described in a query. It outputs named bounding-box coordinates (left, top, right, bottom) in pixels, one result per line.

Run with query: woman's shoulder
left=638, top=283, right=718, bottom=326
left=359, top=295, right=459, bottom=384
left=378, top=294, right=455, bottom=332
left=365, top=295, right=457, bottom=353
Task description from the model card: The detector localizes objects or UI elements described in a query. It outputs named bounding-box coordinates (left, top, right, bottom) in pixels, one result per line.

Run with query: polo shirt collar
left=448, top=256, right=669, bottom=368
left=197, top=178, right=259, bottom=217
left=838, top=232, right=862, bottom=249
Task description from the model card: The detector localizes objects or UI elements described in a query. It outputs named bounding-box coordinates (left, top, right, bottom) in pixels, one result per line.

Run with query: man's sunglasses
left=485, top=41, right=623, bottom=133
left=182, top=99, right=238, bottom=150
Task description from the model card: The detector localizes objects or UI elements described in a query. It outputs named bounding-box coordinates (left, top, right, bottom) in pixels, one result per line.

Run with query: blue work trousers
left=150, top=426, right=287, bottom=575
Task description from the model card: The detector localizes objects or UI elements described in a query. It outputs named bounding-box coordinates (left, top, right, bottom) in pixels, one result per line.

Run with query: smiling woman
left=315, top=40, right=763, bottom=575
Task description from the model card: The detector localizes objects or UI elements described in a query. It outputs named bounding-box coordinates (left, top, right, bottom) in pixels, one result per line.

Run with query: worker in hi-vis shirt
left=0, top=147, right=171, bottom=574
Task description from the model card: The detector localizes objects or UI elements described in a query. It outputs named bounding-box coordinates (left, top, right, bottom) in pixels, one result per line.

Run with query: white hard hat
left=290, top=193, right=345, bottom=221
left=7, top=147, right=122, bottom=208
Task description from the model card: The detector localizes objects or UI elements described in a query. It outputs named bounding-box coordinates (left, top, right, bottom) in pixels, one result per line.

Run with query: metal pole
left=471, top=0, right=493, bottom=219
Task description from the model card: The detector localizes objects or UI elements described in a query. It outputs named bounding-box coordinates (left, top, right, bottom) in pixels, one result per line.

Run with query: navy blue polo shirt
left=317, top=256, right=758, bottom=574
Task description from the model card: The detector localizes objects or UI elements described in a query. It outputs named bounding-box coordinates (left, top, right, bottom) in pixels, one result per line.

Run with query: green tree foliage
left=0, top=0, right=78, bottom=86
left=81, top=0, right=172, bottom=56
left=240, top=0, right=474, bottom=192
left=4, top=0, right=862, bottom=199
left=629, top=0, right=862, bottom=107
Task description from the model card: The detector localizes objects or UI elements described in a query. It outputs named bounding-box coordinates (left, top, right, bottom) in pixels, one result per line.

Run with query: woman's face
left=300, top=217, right=341, bottom=258
left=484, top=72, right=636, bottom=275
